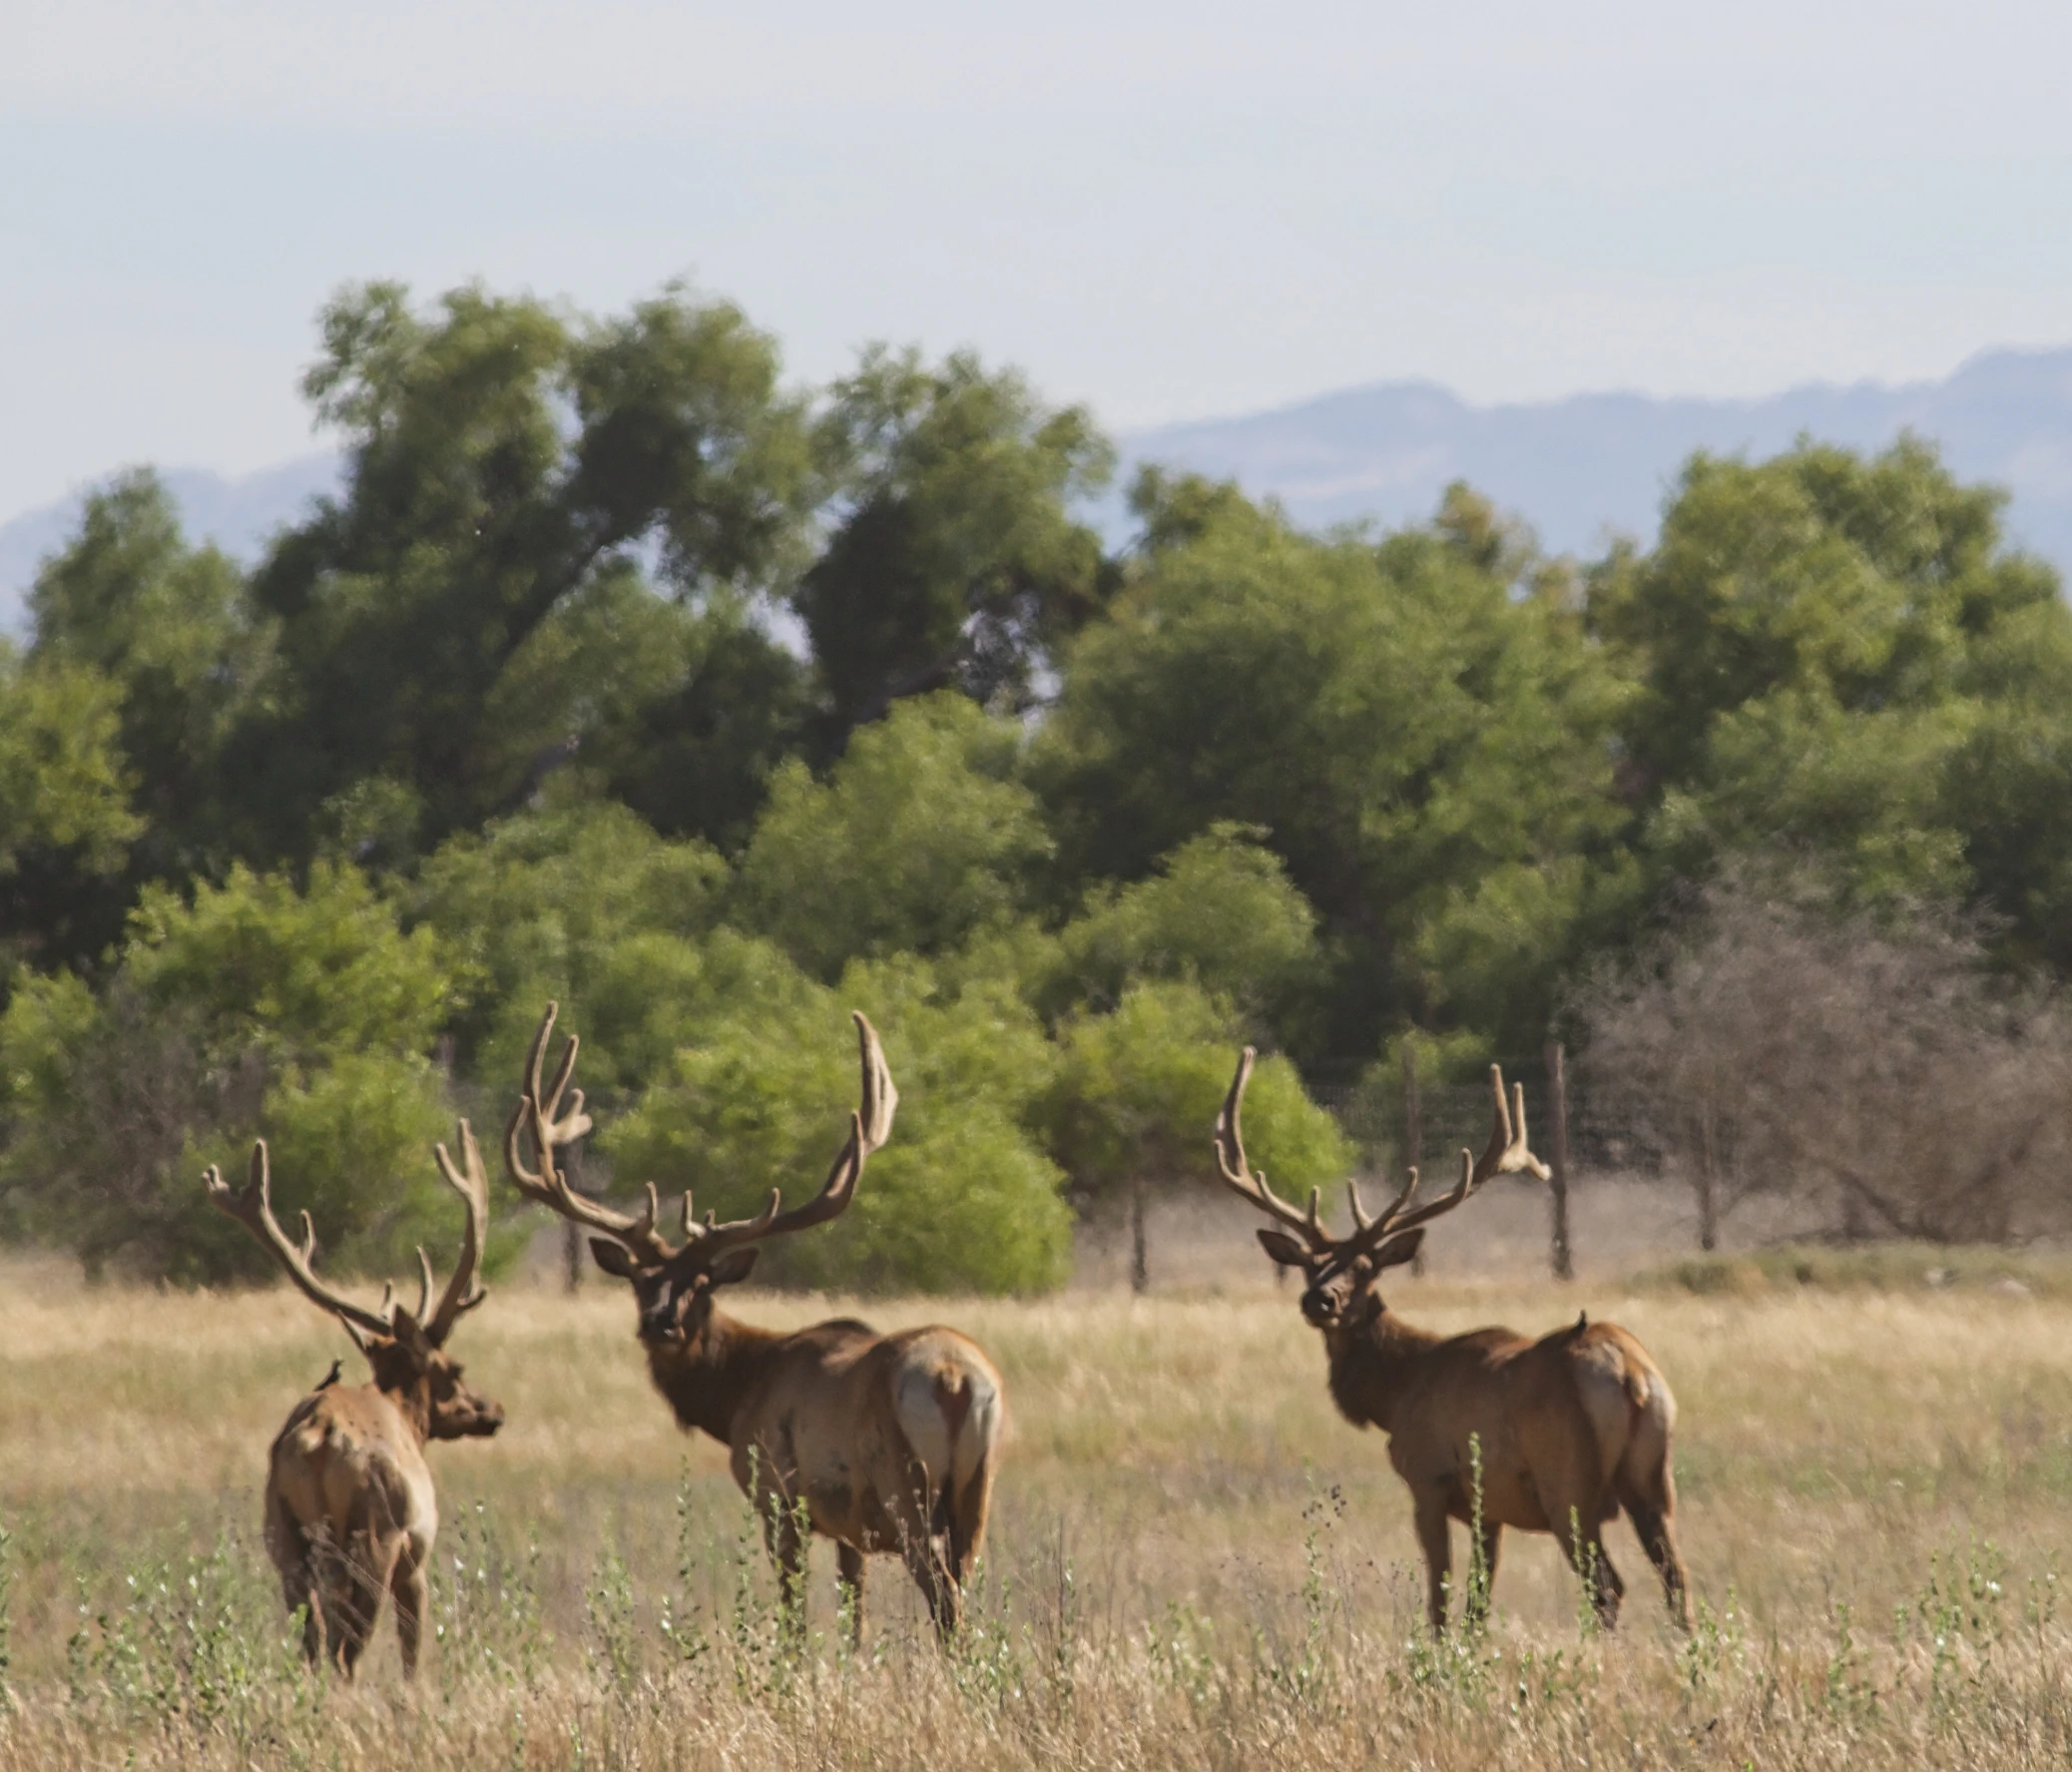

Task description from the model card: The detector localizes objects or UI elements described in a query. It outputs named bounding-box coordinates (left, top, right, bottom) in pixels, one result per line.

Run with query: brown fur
left=512, top=1001, right=1005, bottom=1643
left=260, top=1316, right=503, bottom=1676
left=628, top=1284, right=1003, bottom=1640
left=1217, top=1051, right=1689, bottom=1634
left=206, top=1131, right=503, bottom=1677
left=1305, top=1274, right=1689, bottom=1631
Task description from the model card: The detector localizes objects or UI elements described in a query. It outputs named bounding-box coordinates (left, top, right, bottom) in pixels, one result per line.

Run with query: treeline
left=4, top=279, right=2071, bottom=1287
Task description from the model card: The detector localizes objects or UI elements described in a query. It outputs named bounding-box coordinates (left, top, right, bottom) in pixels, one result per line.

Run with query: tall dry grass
left=3, top=1253, right=2072, bottom=1766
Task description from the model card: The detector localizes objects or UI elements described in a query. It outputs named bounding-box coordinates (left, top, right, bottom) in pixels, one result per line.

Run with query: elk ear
left=708, top=1246, right=759, bottom=1289
left=590, top=1238, right=640, bottom=1280
left=1257, top=1228, right=1313, bottom=1271
left=1370, top=1229, right=1423, bottom=1271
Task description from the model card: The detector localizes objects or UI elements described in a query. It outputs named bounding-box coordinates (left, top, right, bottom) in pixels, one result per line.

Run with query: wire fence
left=1313, top=1059, right=1645, bottom=1182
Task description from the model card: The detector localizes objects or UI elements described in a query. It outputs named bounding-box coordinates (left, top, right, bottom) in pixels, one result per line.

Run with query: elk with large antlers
left=506, top=1002, right=1003, bottom=1640
left=204, top=1129, right=504, bottom=1676
left=1216, top=1051, right=1689, bottom=1632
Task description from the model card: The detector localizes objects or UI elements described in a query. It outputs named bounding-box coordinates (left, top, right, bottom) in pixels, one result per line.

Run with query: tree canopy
left=4, top=277, right=2069, bottom=1281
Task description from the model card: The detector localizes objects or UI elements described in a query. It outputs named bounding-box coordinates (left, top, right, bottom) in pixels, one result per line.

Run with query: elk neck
left=644, top=1305, right=788, bottom=1445
left=367, top=1369, right=436, bottom=1445
left=1321, top=1305, right=1444, bottom=1436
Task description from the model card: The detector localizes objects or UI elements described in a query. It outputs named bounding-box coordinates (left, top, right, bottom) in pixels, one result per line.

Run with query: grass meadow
left=4, top=1226, right=2072, bottom=1768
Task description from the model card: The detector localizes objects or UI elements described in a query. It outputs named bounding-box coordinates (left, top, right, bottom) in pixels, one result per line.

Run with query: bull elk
left=505, top=1002, right=1003, bottom=1640
left=204, top=1128, right=505, bottom=1676
left=1215, top=1050, right=1689, bottom=1632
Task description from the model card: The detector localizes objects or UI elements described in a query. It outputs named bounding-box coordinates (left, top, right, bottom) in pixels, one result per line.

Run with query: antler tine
left=525, top=1001, right=594, bottom=1147
left=202, top=1140, right=394, bottom=1347
left=1212, top=1048, right=1336, bottom=1253
left=424, top=1119, right=493, bottom=1342
left=412, top=1248, right=434, bottom=1323
left=691, top=1011, right=895, bottom=1260
left=502, top=1004, right=674, bottom=1264
left=1375, top=1064, right=1550, bottom=1240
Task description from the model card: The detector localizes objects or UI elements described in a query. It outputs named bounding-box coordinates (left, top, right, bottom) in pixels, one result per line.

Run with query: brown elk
left=504, top=1002, right=1003, bottom=1641
left=204, top=1128, right=505, bottom=1676
left=1215, top=1050, right=1689, bottom=1632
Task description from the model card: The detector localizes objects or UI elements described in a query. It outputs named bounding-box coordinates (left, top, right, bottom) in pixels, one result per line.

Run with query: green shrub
left=0, top=864, right=475, bottom=1285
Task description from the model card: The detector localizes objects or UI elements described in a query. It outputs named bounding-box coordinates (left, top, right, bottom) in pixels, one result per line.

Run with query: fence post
left=1544, top=1040, right=1574, bottom=1282
left=1402, top=1041, right=1426, bottom=1277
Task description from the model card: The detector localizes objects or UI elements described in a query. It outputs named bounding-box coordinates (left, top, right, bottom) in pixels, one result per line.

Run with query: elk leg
left=390, top=1539, right=429, bottom=1679
left=1412, top=1487, right=1453, bottom=1633
left=1624, top=1498, right=1691, bottom=1630
left=894, top=1484, right=960, bottom=1640
left=327, top=1567, right=380, bottom=1676
left=836, top=1541, right=867, bottom=1647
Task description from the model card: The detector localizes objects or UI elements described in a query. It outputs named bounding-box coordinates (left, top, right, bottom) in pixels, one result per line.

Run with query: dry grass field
left=4, top=1231, right=2072, bottom=1769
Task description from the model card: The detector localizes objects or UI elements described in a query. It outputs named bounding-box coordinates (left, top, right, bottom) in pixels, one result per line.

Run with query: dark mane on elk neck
left=503, top=999, right=1004, bottom=1644
left=1213, top=1046, right=1691, bottom=1635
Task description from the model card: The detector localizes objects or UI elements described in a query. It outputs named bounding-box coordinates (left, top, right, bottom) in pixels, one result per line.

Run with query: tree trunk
left=1545, top=1040, right=1574, bottom=1281
left=1403, top=1042, right=1426, bottom=1278
left=1696, top=1107, right=1719, bottom=1253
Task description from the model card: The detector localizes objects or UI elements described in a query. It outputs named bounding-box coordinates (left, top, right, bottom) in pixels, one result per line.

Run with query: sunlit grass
left=4, top=1253, right=2072, bottom=1765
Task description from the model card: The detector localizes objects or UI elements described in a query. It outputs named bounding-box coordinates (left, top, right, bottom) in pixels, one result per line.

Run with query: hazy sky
left=6, top=0, right=2072, bottom=522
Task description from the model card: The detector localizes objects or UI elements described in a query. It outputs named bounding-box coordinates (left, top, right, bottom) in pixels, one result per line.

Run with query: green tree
left=735, top=693, right=1053, bottom=980
left=604, top=956, right=1072, bottom=1295
left=1590, top=438, right=2072, bottom=954
left=796, top=347, right=1115, bottom=733
left=0, top=646, right=142, bottom=970
left=412, top=800, right=768, bottom=1102
left=1040, top=981, right=1351, bottom=1290
left=0, top=864, right=467, bottom=1282
left=1048, top=824, right=1323, bottom=1031
left=228, top=281, right=817, bottom=863
left=30, top=470, right=260, bottom=870
left=1038, top=482, right=1630, bottom=1064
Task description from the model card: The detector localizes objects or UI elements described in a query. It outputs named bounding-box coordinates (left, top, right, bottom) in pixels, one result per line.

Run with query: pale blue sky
left=5, top=0, right=2071, bottom=523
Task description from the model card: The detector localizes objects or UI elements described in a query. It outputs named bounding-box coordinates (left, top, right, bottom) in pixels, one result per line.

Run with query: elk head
left=503, top=1002, right=897, bottom=1350
left=1215, top=1050, right=1549, bottom=1331
left=203, top=1130, right=506, bottom=1441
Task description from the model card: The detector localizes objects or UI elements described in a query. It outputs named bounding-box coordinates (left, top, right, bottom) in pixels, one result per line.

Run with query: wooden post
left=1402, top=1041, right=1425, bottom=1277
left=1544, top=1041, right=1574, bottom=1281
left=1129, top=1179, right=1149, bottom=1295
left=1697, top=1103, right=1721, bottom=1253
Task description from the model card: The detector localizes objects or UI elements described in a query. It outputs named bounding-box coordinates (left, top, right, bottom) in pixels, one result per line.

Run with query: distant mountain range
left=7, top=346, right=2072, bottom=633
left=1123, top=345, right=2072, bottom=568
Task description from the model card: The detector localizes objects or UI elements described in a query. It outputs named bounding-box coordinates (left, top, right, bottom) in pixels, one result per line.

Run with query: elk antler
left=203, top=1142, right=396, bottom=1353
left=503, top=1002, right=676, bottom=1264
left=679, top=1011, right=897, bottom=1265
left=1216, top=1053, right=1549, bottom=1269
left=1362, top=1064, right=1551, bottom=1246
left=1213, top=1047, right=1333, bottom=1253
left=425, top=1119, right=491, bottom=1345
left=504, top=1003, right=897, bottom=1274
